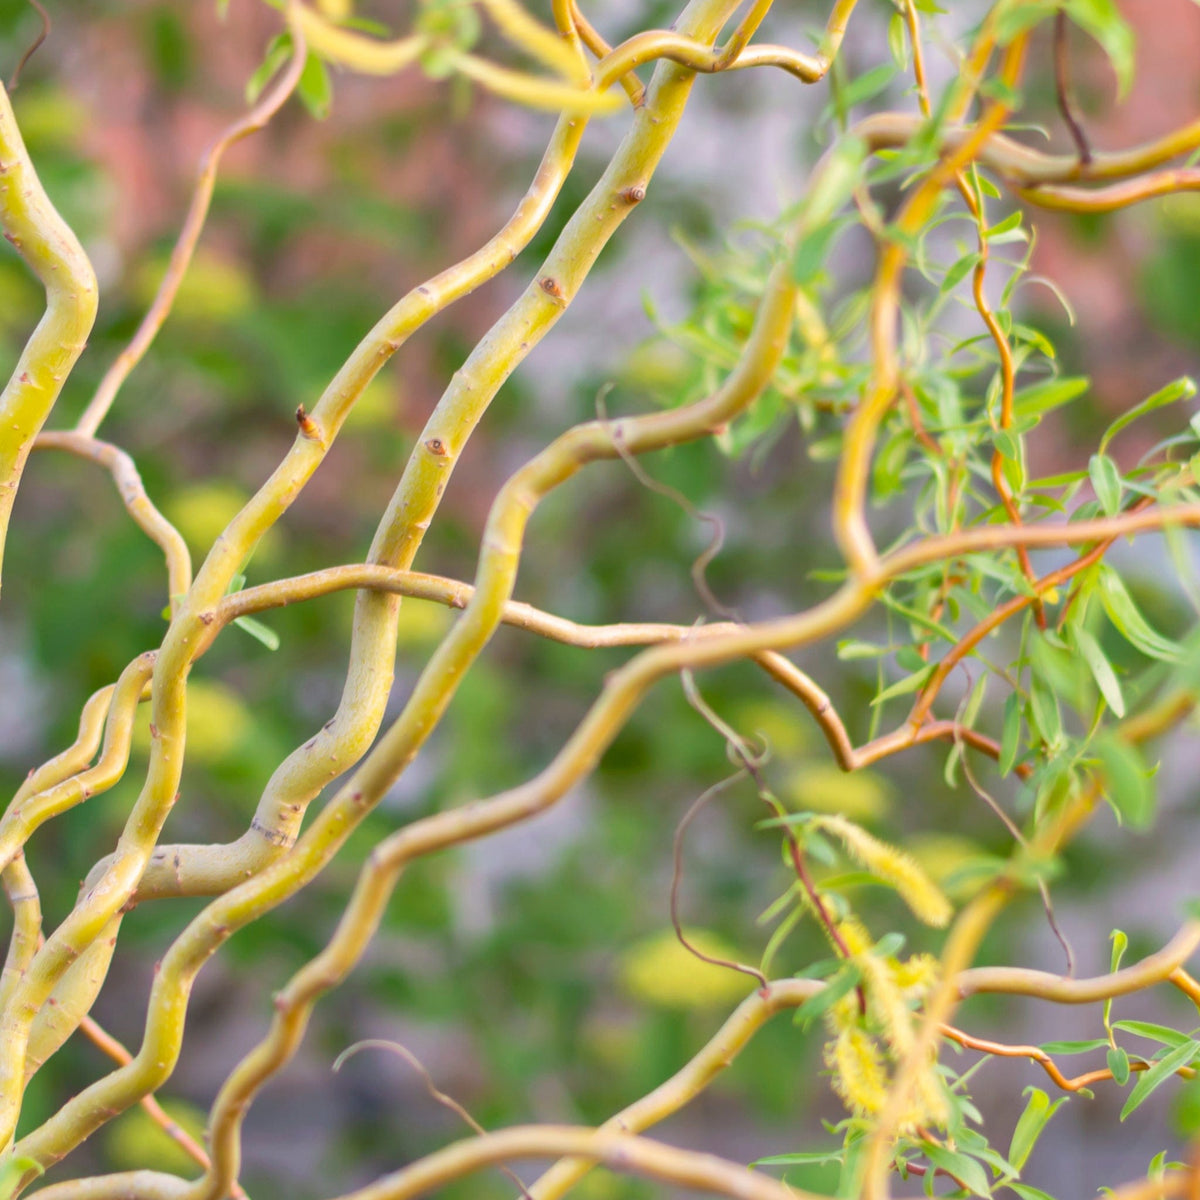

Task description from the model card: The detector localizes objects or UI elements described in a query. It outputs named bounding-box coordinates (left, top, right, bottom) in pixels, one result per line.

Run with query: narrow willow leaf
left=1012, top=376, right=1089, bottom=418
left=1103, top=926, right=1129, bottom=1044
left=837, top=640, right=890, bottom=660
left=233, top=615, right=280, bottom=652
left=794, top=955, right=845, bottom=980
left=962, top=674, right=988, bottom=729
left=835, top=64, right=898, bottom=114
left=887, top=12, right=908, bottom=69
left=999, top=692, right=1022, bottom=776
left=754, top=1149, right=845, bottom=1167
left=1112, top=1021, right=1194, bottom=1049
left=792, top=220, right=843, bottom=285
left=1072, top=624, right=1125, bottom=716
left=246, top=33, right=293, bottom=103
left=0, top=1159, right=41, bottom=1200
left=870, top=663, right=936, bottom=707
left=921, top=1143, right=991, bottom=1197
left=1009, top=1185, right=1060, bottom=1200
left=298, top=51, right=333, bottom=119
left=1110, top=928, right=1129, bottom=972
left=1108, top=1046, right=1131, bottom=1087
left=1009, top=1086, right=1067, bottom=1172
left=793, top=964, right=861, bottom=1028
left=1012, top=322, right=1055, bottom=356
left=941, top=251, right=980, bottom=296
left=1099, top=376, right=1196, bottom=454
left=1088, top=453, right=1122, bottom=516
left=1120, top=1040, right=1200, bottom=1121
left=836, top=1132, right=867, bottom=1200
left=871, top=931, right=905, bottom=959
left=1028, top=674, right=1062, bottom=748
left=986, top=210, right=1023, bottom=239
left=994, top=429, right=1021, bottom=461
left=1065, top=0, right=1136, bottom=98
left=1098, top=568, right=1183, bottom=663
left=1039, top=1038, right=1110, bottom=1054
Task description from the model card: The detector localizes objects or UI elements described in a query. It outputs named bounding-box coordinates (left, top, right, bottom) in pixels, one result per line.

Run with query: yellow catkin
left=858, top=952, right=916, bottom=1056
left=889, top=951, right=939, bottom=997
left=814, top=815, right=953, bottom=927
left=827, top=1026, right=888, bottom=1117
left=894, top=1064, right=950, bottom=1135
left=824, top=985, right=860, bottom=1035
left=830, top=908, right=874, bottom=956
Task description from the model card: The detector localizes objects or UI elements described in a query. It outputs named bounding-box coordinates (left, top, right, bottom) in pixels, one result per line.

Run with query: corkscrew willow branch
left=0, top=80, right=97, bottom=597
left=8, top=2, right=1200, bottom=1196
left=3, top=0, right=831, bottom=1172
left=115, top=0, right=856, bottom=916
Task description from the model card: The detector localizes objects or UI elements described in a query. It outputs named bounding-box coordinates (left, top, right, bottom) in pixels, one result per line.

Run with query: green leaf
left=921, top=1142, right=992, bottom=1197
left=870, top=663, right=936, bottom=707
left=793, top=964, right=861, bottom=1028
left=0, top=1158, right=41, bottom=1200
left=1008, top=1086, right=1068, bottom=1172
left=1109, top=927, right=1129, bottom=976
left=985, top=210, right=1026, bottom=244
left=1008, top=1185, right=1060, bottom=1200
left=1088, top=453, right=1122, bottom=516
left=1147, top=1150, right=1188, bottom=1176
left=1103, top=926, right=1128, bottom=1039
left=1098, top=567, right=1183, bottom=663
left=1093, top=733, right=1155, bottom=830
left=1038, top=1038, right=1110, bottom=1055
left=836, top=64, right=898, bottom=115
left=1012, top=376, right=1088, bottom=418
left=1120, top=1040, right=1200, bottom=1121
left=887, top=12, right=909, bottom=68
left=1108, top=1046, right=1131, bottom=1086
left=1071, top=624, right=1125, bottom=716
left=297, top=51, right=333, bottom=119
left=872, top=931, right=906, bottom=959
left=999, top=691, right=1022, bottom=776
left=1112, top=1021, right=1195, bottom=1049
left=941, top=251, right=980, bottom=296
left=417, top=0, right=482, bottom=79
left=994, top=429, right=1021, bottom=462
left=1099, top=377, right=1197, bottom=454
left=792, top=219, right=845, bottom=285
left=1028, top=673, right=1062, bottom=748
left=794, top=955, right=846, bottom=980
left=1065, top=0, right=1137, bottom=99
left=246, top=33, right=293, bottom=104
left=233, top=615, right=281, bottom=652
left=994, top=1, right=1058, bottom=47
left=837, top=639, right=889, bottom=660
left=754, top=1149, right=845, bottom=1167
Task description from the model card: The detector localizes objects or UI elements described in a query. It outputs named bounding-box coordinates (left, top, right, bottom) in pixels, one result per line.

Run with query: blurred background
left=1, top=0, right=1200, bottom=1195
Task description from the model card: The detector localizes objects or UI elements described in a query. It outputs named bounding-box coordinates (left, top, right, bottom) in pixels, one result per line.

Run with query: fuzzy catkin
left=814, top=815, right=952, bottom=927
